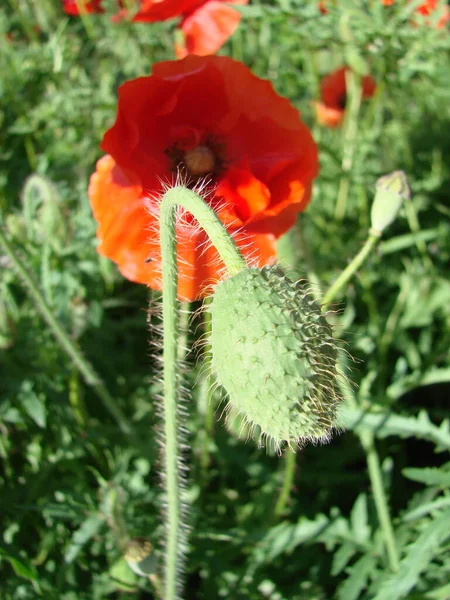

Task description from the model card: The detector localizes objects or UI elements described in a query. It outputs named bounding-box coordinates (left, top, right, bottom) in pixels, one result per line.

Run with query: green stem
left=159, top=186, right=246, bottom=600
left=337, top=371, right=399, bottom=572
left=359, top=431, right=400, bottom=572
left=404, top=196, right=434, bottom=271
left=273, top=448, right=297, bottom=520
left=335, top=71, right=362, bottom=221
left=321, top=231, right=380, bottom=309
left=0, top=226, right=134, bottom=436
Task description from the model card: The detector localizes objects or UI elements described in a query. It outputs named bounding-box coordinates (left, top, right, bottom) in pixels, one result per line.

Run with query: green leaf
left=331, top=543, right=358, bottom=576
left=379, top=229, right=440, bottom=255
left=403, top=497, right=450, bottom=522
left=18, top=381, right=47, bottom=428
left=339, top=408, right=450, bottom=452
left=246, top=511, right=352, bottom=576
left=0, top=544, right=40, bottom=585
left=337, top=554, right=375, bottom=600
left=109, top=557, right=139, bottom=592
left=373, top=509, right=450, bottom=600
left=64, top=514, right=105, bottom=564
left=388, top=368, right=450, bottom=401
left=402, top=466, right=450, bottom=488
left=350, top=494, right=370, bottom=544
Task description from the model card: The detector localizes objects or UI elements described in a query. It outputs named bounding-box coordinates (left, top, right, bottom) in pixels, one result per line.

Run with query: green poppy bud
left=124, top=538, right=157, bottom=578
left=371, top=170, right=410, bottom=235
left=208, top=266, right=342, bottom=451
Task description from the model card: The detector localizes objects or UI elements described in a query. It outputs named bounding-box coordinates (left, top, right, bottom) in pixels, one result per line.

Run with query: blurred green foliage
left=0, top=0, right=449, bottom=598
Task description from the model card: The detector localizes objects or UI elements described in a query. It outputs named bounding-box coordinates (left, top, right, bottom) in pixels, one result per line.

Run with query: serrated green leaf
left=403, top=497, right=450, bottom=522
left=402, top=466, right=450, bottom=488
left=373, top=509, right=450, bottom=600
left=339, top=408, right=450, bottom=452
left=64, top=514, right=105, bottom=564
left=331, top=543, right=357, bottom=576
left=388, top=368, right=450, bottom=401
left=337, top=554, right=375, bottom=600
left=19, top=386, right=47, bottom=429
left=350, top=494, right=370, bottom=544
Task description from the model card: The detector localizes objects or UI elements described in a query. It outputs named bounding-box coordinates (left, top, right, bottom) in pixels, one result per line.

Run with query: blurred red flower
left=382, top=0, right=449, bottom=27
left=62, top=0, right=247, bottom=56
left=314, top=67, right=376, bottom=128
left=175, top=0, right=248, bottom=58
left=62, top=0, right=104, bottom=14
left=89, top=56, right=318, bottom=301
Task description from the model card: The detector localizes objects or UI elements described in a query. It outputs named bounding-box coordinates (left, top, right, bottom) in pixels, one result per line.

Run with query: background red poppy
left=62, top=0, right=248, bottom=56
left=90, top=56, right=318, bottom=300
left=62, top=0, right=104, bottom=14
left=315, top=66, right=376, bottom=128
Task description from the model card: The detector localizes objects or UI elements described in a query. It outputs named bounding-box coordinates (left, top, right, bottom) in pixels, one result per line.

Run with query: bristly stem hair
left=158, top=186, right=246, bottom=600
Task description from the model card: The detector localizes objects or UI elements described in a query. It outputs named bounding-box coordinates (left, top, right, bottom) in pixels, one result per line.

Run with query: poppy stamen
left=184, top=145, right=216, bottom=177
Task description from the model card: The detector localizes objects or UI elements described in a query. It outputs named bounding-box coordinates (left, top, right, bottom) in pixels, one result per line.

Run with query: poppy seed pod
left=209, top=266, right=342, bottom=449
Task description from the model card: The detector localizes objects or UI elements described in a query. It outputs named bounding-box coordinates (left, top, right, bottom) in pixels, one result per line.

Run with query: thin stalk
left=404, top=196, right=434, bottom=271
left=321, top=231, right=380, bottom=309
left=0, top=226, right=134, bottom=436
left=73, top=0, right=96, bottom=40
left=337, top=372, right=399, bottom=572
left=273, top=448, right=297, bottom=520
left=359, top=430, right=400, bottom=571
left=335, top=71, right=363, bottom=221
left=159, top=186, right=246, bottom=600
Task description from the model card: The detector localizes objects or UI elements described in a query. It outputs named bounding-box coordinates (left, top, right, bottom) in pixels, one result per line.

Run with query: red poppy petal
left=180, top=1, right=243, bottom=56
left=217, top=162, right=271, bottom=223
left=62, top=0, right=104, bottom=15
left=93, top=57, right=319, bottom=298
left=320, top=67, right=347, bottom=109
left=362, top=75, right=376, bottom=99
left=127, top=0, right=200, bottom=22
left=314, top=101, right=344, bottom=128
left=89, top=155, right=161, bottom=284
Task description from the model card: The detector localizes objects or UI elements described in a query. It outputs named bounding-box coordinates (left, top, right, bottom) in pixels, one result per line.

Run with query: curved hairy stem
left=159, top=186, right=246, bottom=600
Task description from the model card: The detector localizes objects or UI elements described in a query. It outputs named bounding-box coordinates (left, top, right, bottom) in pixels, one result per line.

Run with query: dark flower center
left=337, top=93, right=347, bottom=110
left=165, top=134, right=226, bottom=185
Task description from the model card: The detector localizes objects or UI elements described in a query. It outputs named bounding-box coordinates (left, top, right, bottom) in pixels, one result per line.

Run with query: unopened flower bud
left=209, top=266, right=342, bottom=450
left=124, top=538, right=156, bottom=578
left=371, top=170, right=410, bottom=235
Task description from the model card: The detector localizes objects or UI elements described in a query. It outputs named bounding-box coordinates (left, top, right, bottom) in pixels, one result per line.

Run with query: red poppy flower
left=62, top=0, right=247, bottom=56
left=113, top=0, right=199, bottom=22
left=175, top=0, right=248, bottom=58
left=382, top=0, right=449, bottom=27
left=89, top=56, right=318, bottom=301
left=415, top=0, right=449, bottom=27
left=314, top=67, right=376, bottom=128
left=62, top=0, right=104, bottom=14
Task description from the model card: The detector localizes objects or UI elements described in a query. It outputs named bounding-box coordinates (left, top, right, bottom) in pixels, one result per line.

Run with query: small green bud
left=209, top=266, right=342, bottom=450
left=124, top=538, right=157, bottom=578
left=371, top=171, right=410, bottom=235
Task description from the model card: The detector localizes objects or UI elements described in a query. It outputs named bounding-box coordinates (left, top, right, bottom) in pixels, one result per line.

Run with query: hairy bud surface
left=209, top=266, right=342, bottom=448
